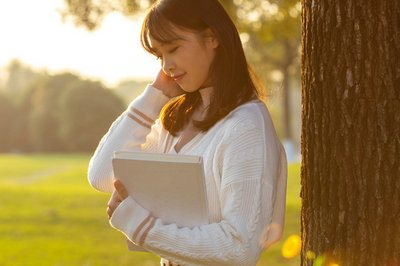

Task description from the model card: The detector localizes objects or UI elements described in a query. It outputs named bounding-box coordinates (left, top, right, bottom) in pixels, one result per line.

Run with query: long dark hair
left=141, top=0, right=264, bottom=136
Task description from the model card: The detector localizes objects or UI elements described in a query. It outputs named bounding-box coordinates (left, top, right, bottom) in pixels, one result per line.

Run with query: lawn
left=0, top=154, right=301, bottom=265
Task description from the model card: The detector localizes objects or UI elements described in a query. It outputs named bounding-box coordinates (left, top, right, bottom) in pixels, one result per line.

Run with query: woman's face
left=150, top=26, right=219, bottom=93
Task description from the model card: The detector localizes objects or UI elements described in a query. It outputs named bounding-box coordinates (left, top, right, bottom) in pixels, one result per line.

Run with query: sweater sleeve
left=87, top=85, right=170, bottom=193
left=109, top=108, right=285, bottom=266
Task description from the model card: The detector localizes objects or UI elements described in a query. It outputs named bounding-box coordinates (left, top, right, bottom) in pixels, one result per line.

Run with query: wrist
left=150, top=82, right=173, bottom=99
left=110, top=197, right=152, bottom=243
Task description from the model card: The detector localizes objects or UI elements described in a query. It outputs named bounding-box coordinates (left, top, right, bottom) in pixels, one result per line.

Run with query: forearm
left=88, top=85, right=170, bottom=193
left=110, top=197, right=261, bottom=266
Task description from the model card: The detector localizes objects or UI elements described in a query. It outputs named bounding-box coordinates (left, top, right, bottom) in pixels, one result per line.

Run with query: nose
left=162, top=56, right=175, bottom=76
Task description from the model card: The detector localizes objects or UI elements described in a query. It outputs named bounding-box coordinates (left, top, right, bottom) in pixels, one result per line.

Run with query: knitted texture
left=88, top=85, right=287, bottom=266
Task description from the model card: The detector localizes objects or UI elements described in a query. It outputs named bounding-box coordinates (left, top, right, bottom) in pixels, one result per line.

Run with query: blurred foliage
left=220, top=0, right=301, bottom=83
left=2, top=59, right=45, bottom=98
left=58, top=79, right=125, bottom=151
left=29, top=74, right=78, bottom=152
left=114, top=79, right=151, bottom=105
left=0, top=61, right=125, bottom=153
left=58, top=0, right=155, bottom=30
left=0, top=93, right=15, bottom=152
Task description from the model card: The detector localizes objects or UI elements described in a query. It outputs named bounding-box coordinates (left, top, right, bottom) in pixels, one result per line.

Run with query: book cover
left=112, top=151, right=209, bottom=251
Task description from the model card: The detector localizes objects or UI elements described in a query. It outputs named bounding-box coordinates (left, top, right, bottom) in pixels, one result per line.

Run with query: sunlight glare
left=282, top=234, right=301, bottom=258
left=0, top=0, right=159, bottom=86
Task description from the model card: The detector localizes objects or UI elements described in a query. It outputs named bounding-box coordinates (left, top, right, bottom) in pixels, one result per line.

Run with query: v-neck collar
left=167, top=98, right=262, bottom=155
left=172, top=130, right=205, bottom=154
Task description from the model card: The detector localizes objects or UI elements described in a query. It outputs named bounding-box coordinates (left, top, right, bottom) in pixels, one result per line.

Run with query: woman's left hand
left=107, top=180, right=129, bottom=219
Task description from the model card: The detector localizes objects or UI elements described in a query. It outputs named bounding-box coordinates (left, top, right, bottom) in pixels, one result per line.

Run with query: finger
left=107, top=206, right=112, bottom=219
left=108, top=197, right=120, bottom=211
left=259, top=222, right=282, bottom=250
left=107, top=190, right=122, bottom=219
left=107, top=199, right=119, bottom=216
left=114, top=179, right=129, bottom=200
left=108, top=190, right=121, bottom=205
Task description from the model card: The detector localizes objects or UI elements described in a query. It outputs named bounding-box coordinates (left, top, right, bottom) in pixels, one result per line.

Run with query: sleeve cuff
left=109, top=197, right=152, bottom=243
left=128, top=85, right=171, bottom=121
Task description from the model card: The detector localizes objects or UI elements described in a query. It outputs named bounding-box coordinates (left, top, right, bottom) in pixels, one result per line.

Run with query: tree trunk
left=300, top=1, right=400, bottom=265
left=282, top=39, right=295, bottom=141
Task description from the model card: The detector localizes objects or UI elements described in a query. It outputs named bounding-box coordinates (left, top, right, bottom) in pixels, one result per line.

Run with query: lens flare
left=306, top=250, right=315, bottom=260
left=282, top=234, right=301, bottom=258
left=313, top=254, right=326, bottom=266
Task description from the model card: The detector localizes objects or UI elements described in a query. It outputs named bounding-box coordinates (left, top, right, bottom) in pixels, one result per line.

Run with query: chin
left=179, top=85, right=197, bottom=94
left=177, top=84, right=189, bottom=93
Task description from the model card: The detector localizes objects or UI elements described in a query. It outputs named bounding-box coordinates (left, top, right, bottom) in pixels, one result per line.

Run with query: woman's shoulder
left=225, top=98, right=269, bottom=124
left=217, top=98, right=278, bottom=139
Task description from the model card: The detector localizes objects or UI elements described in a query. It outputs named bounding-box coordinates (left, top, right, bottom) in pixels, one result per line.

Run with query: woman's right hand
left=151, top=69, right=186, bottom=98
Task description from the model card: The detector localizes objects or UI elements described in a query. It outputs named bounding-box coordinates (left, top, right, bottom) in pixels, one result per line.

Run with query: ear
left=203, top=28, right=219, bottom=49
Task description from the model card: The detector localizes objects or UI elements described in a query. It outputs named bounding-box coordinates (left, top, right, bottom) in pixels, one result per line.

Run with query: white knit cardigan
left=88, top=85, right=287, bottom=266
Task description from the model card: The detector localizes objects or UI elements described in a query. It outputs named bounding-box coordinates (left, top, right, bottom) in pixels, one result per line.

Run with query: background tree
left=2, top=70, right=126, bottom=153
left=2, top=59, right=43, bottom=98
left=58, top=79, right=125, bottom=152
left=28, top=73, right=81, bottom=152
left=0, top=93, right=15, bottom=152
left=59, top=0, right=301, bottom=146
left=11, top=78, right=44, bottom=152
left=230, top=0, right=301, bottom=141
left=301, top=1, right=399, bottom=265
left=113, top=79, right=150, bottom=106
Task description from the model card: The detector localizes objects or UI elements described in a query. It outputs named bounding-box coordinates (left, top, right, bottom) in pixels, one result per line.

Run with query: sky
left=0, top=0, right=159, bottom=86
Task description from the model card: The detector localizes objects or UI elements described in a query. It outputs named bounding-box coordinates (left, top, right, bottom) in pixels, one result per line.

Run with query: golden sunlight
left=281, top=234, right=302, bottom=258
left=0, top=0, right=158, bottom=86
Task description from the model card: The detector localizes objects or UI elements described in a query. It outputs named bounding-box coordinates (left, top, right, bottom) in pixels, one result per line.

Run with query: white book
left=112, top=151, right=209, bottom=252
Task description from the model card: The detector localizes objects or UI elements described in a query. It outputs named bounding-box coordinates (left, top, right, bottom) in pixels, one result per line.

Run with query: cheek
left=194, top=47, right=214, bottom=69
left=198, top=52, right=215, bottom=76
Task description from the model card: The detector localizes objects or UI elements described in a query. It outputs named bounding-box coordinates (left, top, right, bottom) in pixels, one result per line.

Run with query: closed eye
left=155, top=46, right=179, bottom=60
left=168, top=46, right=179, bottom=53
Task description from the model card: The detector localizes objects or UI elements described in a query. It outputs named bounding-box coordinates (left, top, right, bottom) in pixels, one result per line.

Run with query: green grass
left=0, top=154, right=301, bottom=265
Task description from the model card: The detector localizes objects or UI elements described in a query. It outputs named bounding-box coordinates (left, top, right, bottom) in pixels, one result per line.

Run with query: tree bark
left=300, top=1, right=400, bottom=265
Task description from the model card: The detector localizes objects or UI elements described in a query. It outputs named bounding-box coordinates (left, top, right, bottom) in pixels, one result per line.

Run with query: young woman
left=88, top=0, right=287, bottom=265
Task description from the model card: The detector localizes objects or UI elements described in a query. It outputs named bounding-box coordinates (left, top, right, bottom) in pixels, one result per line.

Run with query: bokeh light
left=281, top=234, right=301, bottom=258
left=311, top=252, right=339, bottom=266
left=312, top=254, right=326, bottom=266
left=306, top=250, right=316, bottom=259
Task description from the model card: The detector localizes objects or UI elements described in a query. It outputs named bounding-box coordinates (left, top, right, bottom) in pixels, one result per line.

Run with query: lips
left=172, top=73, right=186, bottom=82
